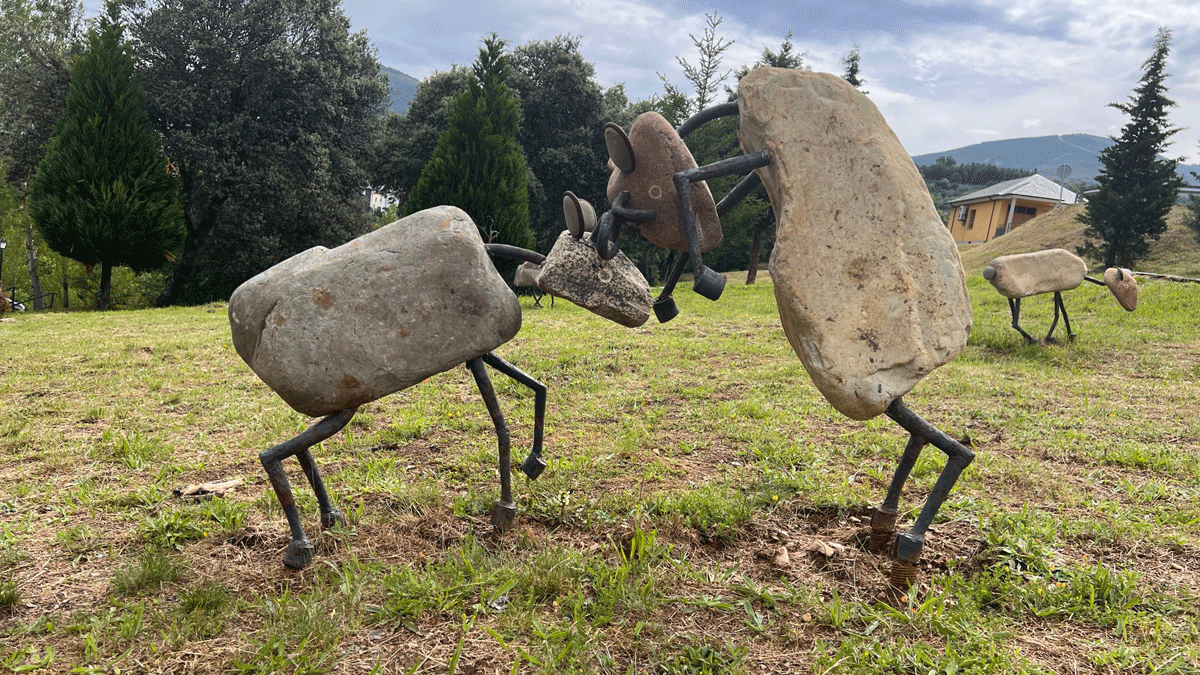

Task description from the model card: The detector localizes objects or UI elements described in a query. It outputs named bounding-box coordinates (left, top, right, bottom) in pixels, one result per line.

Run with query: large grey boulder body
left=229, top=206, right=521, bottom=417
left=738, top=68, right=972, bottom=421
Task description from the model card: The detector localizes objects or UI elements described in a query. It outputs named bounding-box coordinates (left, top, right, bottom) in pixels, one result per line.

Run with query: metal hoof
left=283, top=539, right=314, bottom=569
left=653, top=295, right=679, bottom=323
left=491, top=500, right=518, bottom=532
left=321, top=509, right=346, bottom=529
left=692, top=266, right=725, bottom=300
left=519, top=453, right=547, bottom=480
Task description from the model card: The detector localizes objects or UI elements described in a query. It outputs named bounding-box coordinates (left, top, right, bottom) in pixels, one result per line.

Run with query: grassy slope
left=0, top=267, right=1196, bottom=672
left=958, top=204, right=1200, bottom=278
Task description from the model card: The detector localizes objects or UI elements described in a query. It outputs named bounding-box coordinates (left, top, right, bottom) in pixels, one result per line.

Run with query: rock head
left=606, top=112, right=722, bottom=253
left=1103, top=267, right=1138, bottom=311
left=536, top=231, right=652, bottom=327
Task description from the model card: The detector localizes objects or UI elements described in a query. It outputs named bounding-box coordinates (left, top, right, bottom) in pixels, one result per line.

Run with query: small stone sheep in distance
left=982, top=248, right=1138, bottom=344
left=228, top=205, right=650, bottom=569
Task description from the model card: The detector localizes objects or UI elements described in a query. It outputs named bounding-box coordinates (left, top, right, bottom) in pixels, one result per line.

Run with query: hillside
left=381, top=65, right=419, bottom=114
left=957, top=204, right=1200, bottom=278
left=912, top=134, right=1200, bottom=184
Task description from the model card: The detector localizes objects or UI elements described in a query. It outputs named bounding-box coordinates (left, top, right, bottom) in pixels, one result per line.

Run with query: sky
left=79, top=0, right=1199, bottom=161
left=336, top=0, right=1200, bottom=161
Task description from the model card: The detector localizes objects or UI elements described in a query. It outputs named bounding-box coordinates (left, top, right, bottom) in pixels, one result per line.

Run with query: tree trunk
left=61, top=268, right=69, bottom=310
left=98, top=261, right=112, bottom=310
left=745, top=221, right=765, bottom=285
left=23, top=220, right=45, bottom=309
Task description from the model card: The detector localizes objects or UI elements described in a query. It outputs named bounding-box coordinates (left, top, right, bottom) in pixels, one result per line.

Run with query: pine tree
left=27, top=1, right=184, bottom=310
left=404, top=34, right=533, bottom=278
left=841, top=46, right=867, bottom=92
left=1076, top=28, right=1184, bottom=269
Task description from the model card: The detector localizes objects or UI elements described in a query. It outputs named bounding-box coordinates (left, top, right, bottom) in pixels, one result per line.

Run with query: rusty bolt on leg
left=491, top=500, right=518, bottom=532
left=888, top=559, right=919, bottom=589
left=869, top=507, right=899, bottom=554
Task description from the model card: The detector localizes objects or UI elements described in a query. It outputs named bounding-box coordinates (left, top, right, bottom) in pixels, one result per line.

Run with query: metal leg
left=880, top=398, right=975, bottom=587
left=467, top=356, right=518, bottom=532
left=297, top=447, right=345, bottom=530
left=259, top=408, right=356, bottom=569
left=673, top=151, right=771, bottom=301
left=1009, top=298, right=1036, bottom=343
left=869, top=434, right=927, bottom=554
left=1052, top=291, right=1075, bottom=342
left=653, top=251, right=689, bottom=324
left=481, top=352, right=547, bottom=480
left=676, top=101, right=740, bottom=138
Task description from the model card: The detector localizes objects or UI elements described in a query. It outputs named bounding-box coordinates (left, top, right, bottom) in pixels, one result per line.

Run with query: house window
left=956, top=205, right=968, bottom=221
left=967, top=209, right=977, bottom=229
left=1014, top=205, right=1038, bottom=216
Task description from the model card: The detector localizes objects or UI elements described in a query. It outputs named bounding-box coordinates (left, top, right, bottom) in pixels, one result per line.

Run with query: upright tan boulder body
left=738, top=68, right=972, bottom=420
left=228, top=206, right=521, bottom=417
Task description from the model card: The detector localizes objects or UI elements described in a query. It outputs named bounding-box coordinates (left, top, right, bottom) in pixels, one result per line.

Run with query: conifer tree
left=1077, top=28, right=1184, bottom=269
left=841, top=46, right=867, bottom=92
left=27, top=1, right=184, bottom=310
left=404, top=34, right=533, bottom=278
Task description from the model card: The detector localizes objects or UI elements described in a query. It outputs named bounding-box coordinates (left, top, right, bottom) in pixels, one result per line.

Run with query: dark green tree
left=0, top=0, right=85, bottom=307
left=27, top=1, right=184, bottom=310
left=134, top=0, right=388, bottom=305
left=404, top=34, right=533, bottom=278
left=510, top=35, right=607, bottom=252
left=1077, top=28, right=1184, bottom=269
left=841, top=46, right=867, bottom=92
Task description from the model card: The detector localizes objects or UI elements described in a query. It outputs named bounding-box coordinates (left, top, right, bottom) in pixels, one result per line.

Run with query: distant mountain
left=381, top=66, right=419, bottom=114
left=911, top=134, right=1200, bottom=184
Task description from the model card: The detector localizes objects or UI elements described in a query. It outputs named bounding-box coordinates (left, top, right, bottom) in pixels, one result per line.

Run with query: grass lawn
left=0, top=263, right=1196, bottom=673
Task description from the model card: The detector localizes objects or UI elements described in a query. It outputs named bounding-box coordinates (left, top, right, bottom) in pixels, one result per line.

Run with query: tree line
left=0, top=0, right=1189, bottom=309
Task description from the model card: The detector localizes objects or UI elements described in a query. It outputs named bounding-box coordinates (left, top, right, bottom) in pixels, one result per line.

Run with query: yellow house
left=946, top=174, right=1078, bottom=244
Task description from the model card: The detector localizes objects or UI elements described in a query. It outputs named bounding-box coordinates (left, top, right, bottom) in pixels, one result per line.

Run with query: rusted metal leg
left=1009, top=298, right=1036, bottom=343
left=882, top=398, right=975, bottom=587
left=296, top=447, right=344, bottom=530
left=869, top=433, right=927, bottom=554
left=1045, top=291, right=1075, bottom=343
left=467, top=356, right=517, bottom=532
left=481, top=352, right=547, bottom=480
left=259, top=408, right=355, bottom=569
left=673, top=150, right=771, bottom=301
left=653, top=251, right=690, bottom=323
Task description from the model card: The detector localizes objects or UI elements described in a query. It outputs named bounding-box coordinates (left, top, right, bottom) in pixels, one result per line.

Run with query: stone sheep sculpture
left=982, top=248, right=1138, bottom=343
left=228, top=205, right=650, bottom=568
left=578, top=67, right=977, bottom=587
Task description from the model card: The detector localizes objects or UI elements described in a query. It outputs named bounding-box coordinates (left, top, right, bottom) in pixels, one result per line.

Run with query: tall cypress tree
left=404, top=34, right=533, bottom=279
left=27, top=0, right=184, bottom=310
left=1077, top=28, right=1184, bottom=269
